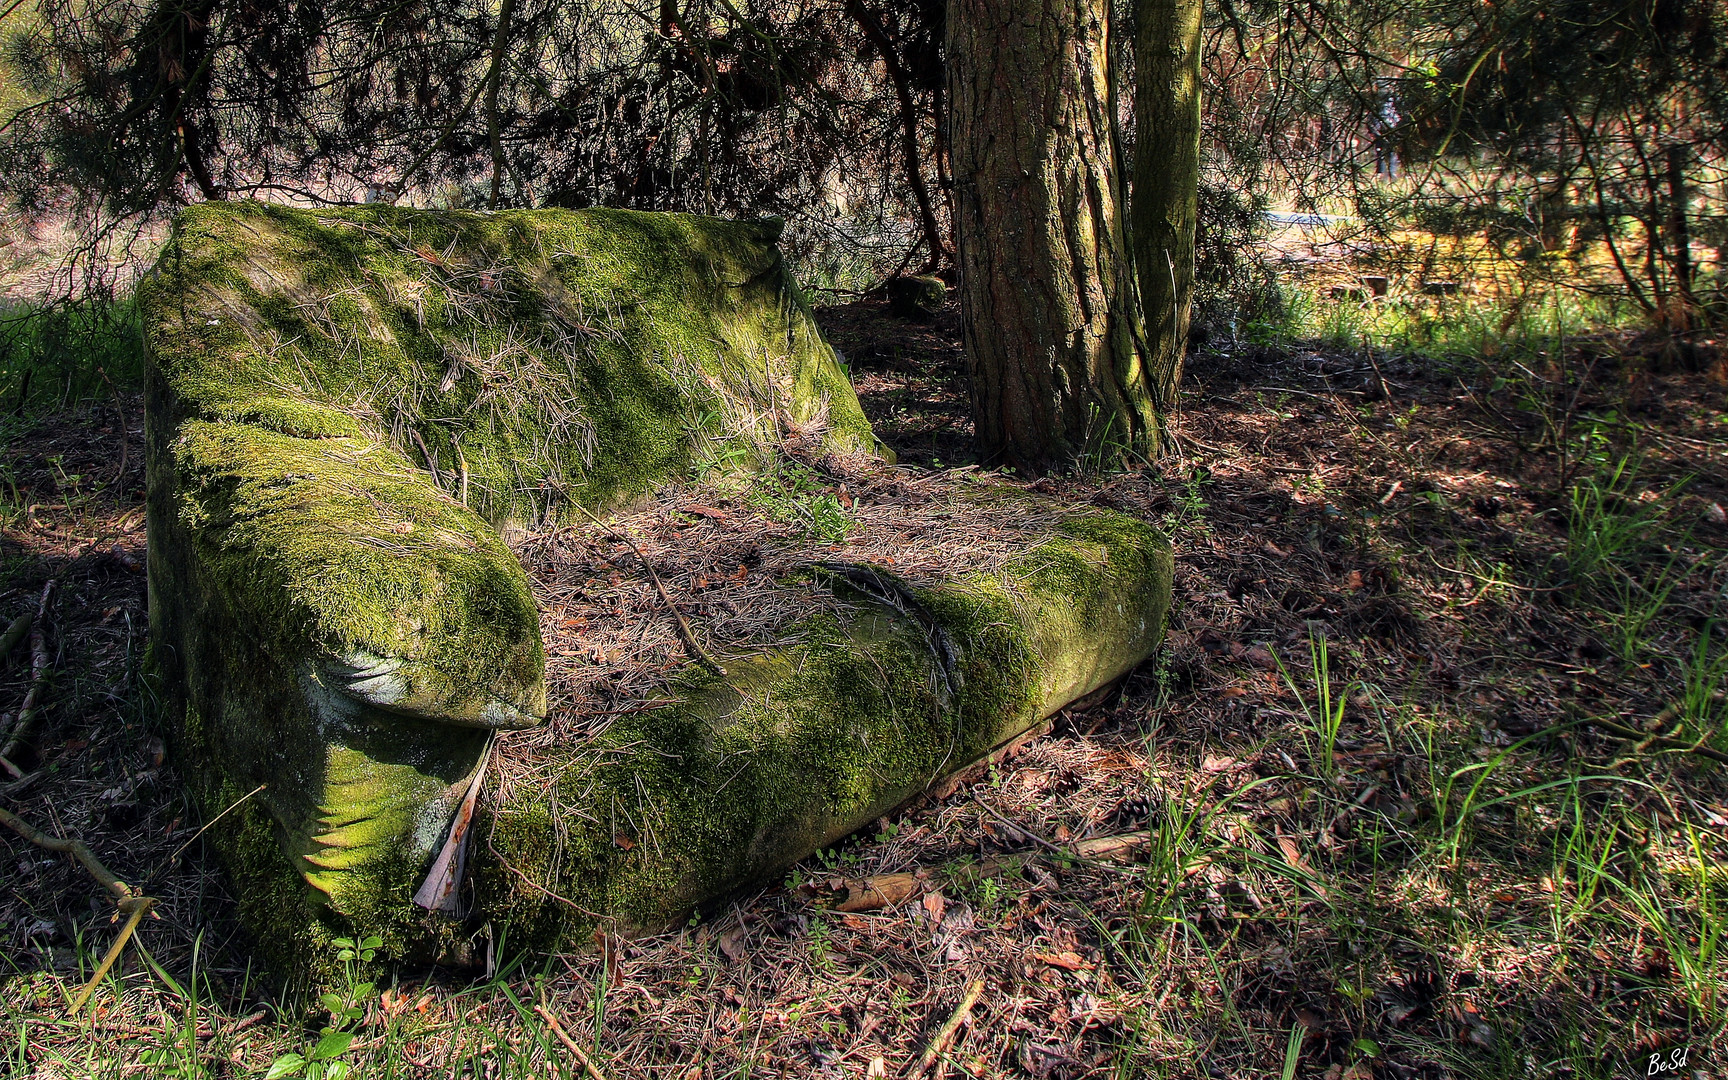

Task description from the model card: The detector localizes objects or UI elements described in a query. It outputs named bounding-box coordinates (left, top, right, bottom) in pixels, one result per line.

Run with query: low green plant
left=1274, top=632, right=1355, bottom=775
left=1160, top=466, right=1211, bottom=535
left=134, top=932, right=210, bottom=1078
left=1607, top=557, right=1680, bottom=662
left=1677, top=624, right=1728, bottom=744
left=748, top=463, right=850, bottom=543
left=0, top=298, right=147, bottom=415
left=1562, top=455, right=1678, bottom=588
left=265, top=934, right=381, bottom=1080
left=1616, top=824, right=1725, bottom=1016
left=1280, top=1020, right=1304, bottom=1080
left=1547, top=786, right=1621, bottom=938
left=976, top=874, right=1004, bottom=912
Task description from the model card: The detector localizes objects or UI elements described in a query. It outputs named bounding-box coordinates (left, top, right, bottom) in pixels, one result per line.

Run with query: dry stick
left=0, top=805, right=131, bottom=901
left=1593, top=708, right=1728, bottom=766
left=410, top=428, right=445, bottom=490
left=534, top=1002, right=609, bottom=1080
left=1362, top=334, right=1393, bottom=402
left=452, top=435, right=470, bottom=507
left=163, top=783, right=267, bottom=868
left=0, top=581, right=55, bottom=773
left=1546, top=698, right=1728, bottom=766
left=68, top=897, right=156, bottom=1014
left=0, top=806, right=156, bottom=1014
left=912, top=978, right=985, bottom=1079
left=569, top=502, right=728, bottom=679
left=0, top=610, right=29, bottom=660
left=0, top=768, right=44, bottom=799
left=968, top=794, right=1137, bottom=873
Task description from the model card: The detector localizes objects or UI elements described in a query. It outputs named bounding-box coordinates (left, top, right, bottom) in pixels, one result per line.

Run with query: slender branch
left=0, top=581, right=56, bottom=770
left=570, top=502, right=727, bottom=679
left=0, top=610, right=30, bottom=660
left=0, top=805, right=134, bottom=902
left=913, top=978, right=985, bottom=1078
left=846, top=0, right=947, bottom=270
left=535, top=1002, right=610, bottom=1080
left=485, top=0, right=520, bottom=209
left=68, top=898, right=156, bottom=1014
left=1588, top=705, right=1728, bottom=767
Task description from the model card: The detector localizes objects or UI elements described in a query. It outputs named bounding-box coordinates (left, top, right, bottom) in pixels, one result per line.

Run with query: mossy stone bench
left=142, top=201, right=1171, bottom=972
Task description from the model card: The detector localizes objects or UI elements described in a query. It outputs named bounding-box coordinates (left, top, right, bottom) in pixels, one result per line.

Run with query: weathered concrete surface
left=142, top=201, right=1171, bottom=976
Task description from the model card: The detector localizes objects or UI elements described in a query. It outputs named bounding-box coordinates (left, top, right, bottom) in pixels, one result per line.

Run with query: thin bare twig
left=568, top=501, right=728, bottom=679
left=0, top=805, right=132, bottom=901
left=163, top=783, right=267, bottom=868
left=68, top=898, right=156, bottom=1014
left=1587, top=705, right=1728, bottom=766
left=0, top=610, right=30, bottom=659
left=0, top=806, right=157, bottom=1014
left=535, top=1002, right=610, bottom=1080
left=1, top=581, right=57, bottom=772
left=912, top=978, right=984, bottom=1079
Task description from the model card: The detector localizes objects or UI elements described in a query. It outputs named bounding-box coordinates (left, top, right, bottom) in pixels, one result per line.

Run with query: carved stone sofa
left=143, top=201, right=1171, bottom=971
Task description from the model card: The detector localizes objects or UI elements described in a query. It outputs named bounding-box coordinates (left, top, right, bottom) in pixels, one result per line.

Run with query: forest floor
left=2, top=297, right=1726, bottom=1079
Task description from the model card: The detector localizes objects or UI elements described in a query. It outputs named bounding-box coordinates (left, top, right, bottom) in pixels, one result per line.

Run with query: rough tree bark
left=1665, top=142, right=1694, bottom=329
left=946, top=0, right=1157, bottom=475
left=1131, top=0, right=1203, bottom=409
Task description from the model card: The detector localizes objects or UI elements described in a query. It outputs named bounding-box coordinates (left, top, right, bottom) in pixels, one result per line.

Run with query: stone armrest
left=163, top=418, right=546, bottom=729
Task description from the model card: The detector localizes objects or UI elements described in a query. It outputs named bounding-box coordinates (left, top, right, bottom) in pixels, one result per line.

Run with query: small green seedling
left=265, top=935, right=381, bottom=1080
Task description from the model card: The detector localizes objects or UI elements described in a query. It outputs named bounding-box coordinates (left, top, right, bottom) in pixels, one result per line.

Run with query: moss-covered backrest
left=143, top=201, right=877, bottom=526
left=140, top=203, right=888, bottom=913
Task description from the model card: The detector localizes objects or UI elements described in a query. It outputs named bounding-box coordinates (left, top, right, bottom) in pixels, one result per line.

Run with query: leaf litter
left=3, top=304, right=1728, bottom=1076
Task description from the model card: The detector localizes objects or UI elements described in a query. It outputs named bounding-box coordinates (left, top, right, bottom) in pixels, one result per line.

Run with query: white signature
left=1645, top=1047, right=1689, bottom=1078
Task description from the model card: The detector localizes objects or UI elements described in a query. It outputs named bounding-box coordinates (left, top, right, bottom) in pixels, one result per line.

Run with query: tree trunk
left=1131, top=0, right=1202, bottom=408
left=1665, top=142, right=1694, bottom=328
left=946, top=0, right=1157, bottom=475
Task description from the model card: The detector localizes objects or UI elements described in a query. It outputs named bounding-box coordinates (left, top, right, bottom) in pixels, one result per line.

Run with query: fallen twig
left=969, top=794, right=1146, bottom=872
left=912, top=978, right=984, bottom=1078
left=0, top=768, right=45, bottom=798
left=68, top=896, right=156, bottom=1014
left=1592, top=709, right=1728, bottom=766
left=410, top=427, right=445, bottom=490
left=1362, top=336, right=1393, bottom=402
left=163, top=782, right=267, bottom=868
left=569, top=501, right=728, bottom=679
left=535, top=1002, right=609, bottom=1080
left=0, top=581, right=54, bottom=771
left=807, top=831, right=1152, bottom=912
left=0, top=805, right=157, bottom=1014
left=0, top=805, right=129, bottom=899
left=0, top=610, right=29, bottom=660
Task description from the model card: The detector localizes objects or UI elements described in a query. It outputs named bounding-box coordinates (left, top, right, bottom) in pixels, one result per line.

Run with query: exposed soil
left=3, top=304, right=1727, bottom=1078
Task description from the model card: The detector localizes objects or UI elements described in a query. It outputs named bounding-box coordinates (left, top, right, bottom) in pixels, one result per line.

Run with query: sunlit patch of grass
left=1562, top=455, right=1673, bottom=587
left=1676, top=625, right=1728, bottom=752
left=0, top=298, right=146, bottom=416
left=1274, top=631, right=1354, bottom=776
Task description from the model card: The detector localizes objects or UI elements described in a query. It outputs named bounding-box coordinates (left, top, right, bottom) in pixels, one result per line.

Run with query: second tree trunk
left=947, top=0, right=1158, bottom=475
left=1132, top=0, right=1204, bottom=407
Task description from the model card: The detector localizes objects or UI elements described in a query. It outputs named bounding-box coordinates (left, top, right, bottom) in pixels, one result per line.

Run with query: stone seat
left=142, top=201, right=1171, bottom=971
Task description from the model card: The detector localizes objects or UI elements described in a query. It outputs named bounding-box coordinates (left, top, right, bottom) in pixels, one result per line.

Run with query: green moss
left=475, top=507, right=1169, bottom=953
left=143, top=202, right=875, bottom=525
left=143, top=199, right=1172, bottom=978
left=171, top=419, right=543, bottom=723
